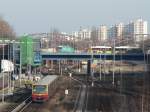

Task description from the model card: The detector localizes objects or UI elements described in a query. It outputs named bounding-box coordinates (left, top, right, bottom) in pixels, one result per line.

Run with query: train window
left=33, top=85, right=47, bottom=93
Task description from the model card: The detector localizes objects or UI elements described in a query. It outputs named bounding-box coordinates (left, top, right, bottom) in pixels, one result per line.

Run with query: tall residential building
left=116, top=23, right=124, bottom=39
left=134, top=19, right=148, bottom=41
left=91, top=27, right=98, bottom=42
left=134, top=19, right=148, bottom=35
left=78, top=27, right=91, bottom=40
left=108, top=23, right=124, bottom=39
left=124, top=19, right=148, bottom=41
left=108, top=25, right=117, bottom=39
left=98, top=25, right=108, bottom=41
left=72, top=31, right=79, bottom=38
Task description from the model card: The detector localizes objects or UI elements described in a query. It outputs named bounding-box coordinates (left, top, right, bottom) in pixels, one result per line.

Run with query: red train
left=32, top=75, right=58, bottom=102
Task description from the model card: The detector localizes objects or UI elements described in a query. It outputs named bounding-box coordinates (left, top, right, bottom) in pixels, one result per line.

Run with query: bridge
left=41, top=53, right=149, bottom=61
left=41, top=53, right=150, bottom=75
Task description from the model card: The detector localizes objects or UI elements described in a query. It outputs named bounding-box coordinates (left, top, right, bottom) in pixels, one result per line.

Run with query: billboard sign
left=1, top=60, right=14, bottom=72
left=34, top=52, right=41, bottom=63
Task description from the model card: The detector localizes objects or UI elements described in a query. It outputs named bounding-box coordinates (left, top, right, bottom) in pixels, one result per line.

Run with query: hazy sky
left=0, top=0, right=149, bottom=35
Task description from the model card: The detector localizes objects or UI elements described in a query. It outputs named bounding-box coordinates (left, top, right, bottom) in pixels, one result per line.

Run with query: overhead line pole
left=19, top=41, right=22, bottom=87
left=2, top=41, right=5, bottom=103
left=112, top=39, right=115, bottom=86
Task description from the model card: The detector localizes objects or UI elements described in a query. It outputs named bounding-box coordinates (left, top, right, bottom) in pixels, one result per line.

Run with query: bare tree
left=0, top=17, right=15, bottom=39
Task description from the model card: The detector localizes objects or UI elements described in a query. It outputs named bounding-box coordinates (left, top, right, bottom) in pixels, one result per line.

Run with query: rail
left=11, top=96, right=32, bottom=112
left=71, top=77, right=88, bottom=112
left=73, top=85, right=82, bottom=112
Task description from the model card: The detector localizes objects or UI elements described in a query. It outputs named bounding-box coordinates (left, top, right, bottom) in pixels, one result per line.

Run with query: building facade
left=98, top=25, right=108, bottom=41
left=124, top=19, right=148, bottom=41
left=116, top=23, right=124, bottom=39
left=78, top=27, right=91, bottom=40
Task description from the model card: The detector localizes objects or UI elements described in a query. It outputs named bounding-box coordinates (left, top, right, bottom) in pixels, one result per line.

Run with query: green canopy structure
left=20, top=35, right=34, bottom=65
left=59, top=46, right=75, bottom=53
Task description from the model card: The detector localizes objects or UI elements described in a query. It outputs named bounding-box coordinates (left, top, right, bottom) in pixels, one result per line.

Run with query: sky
left=0, top=0, right=149, bottom=35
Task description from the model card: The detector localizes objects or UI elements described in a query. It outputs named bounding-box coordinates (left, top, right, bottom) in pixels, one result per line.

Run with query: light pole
left=19, top=42, right=22, bottom=87
left=2, top=40, right=5, bottom=103
left=91, top=46, right=94, bottom=86
left=112, top=39, right=115, bottom=86
left=8, top=41, right=10, bottom=94
left=0, top=39, right=8, bottom=103
left=12, top=40, right=15, bottom=91
left=5, top=40, right=11, bottom=94
left=99, top=52, right=102, bottom=80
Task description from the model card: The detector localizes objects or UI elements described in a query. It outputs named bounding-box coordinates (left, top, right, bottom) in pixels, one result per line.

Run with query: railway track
left=72, top=74, right=114, bottom=112
left=0, top=87, right=32, bottom=112
left=94, top=80, right=147, bottom=97
left=12, top=74, right=143, bottom=112
left=17, top=76, right=80, bottom=112
left=11, top=97, right=32, bottom=112
left=0, top=103, right=18, bottom=112
left=68, top=75, right=89, bottom=112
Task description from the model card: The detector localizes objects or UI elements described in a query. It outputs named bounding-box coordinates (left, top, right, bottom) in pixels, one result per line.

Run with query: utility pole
left=12, top=42, right=15, bottom=91
left=99, top=53, right=102, bottom=80
left=112, top=39, right=115, bottom=85
left=7, top=42, right=10, bottom=94
left=19, top=42, right=22, bottom=87
left=2, top=40, right=5, bottom=103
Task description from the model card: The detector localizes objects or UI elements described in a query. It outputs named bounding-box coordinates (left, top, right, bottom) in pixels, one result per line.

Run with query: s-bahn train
left=32, top=75, right=58, bottom=102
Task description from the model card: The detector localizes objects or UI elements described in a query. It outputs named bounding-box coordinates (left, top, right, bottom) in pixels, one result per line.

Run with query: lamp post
left=99, top=52, right=102, bottom=80
left=5, top=40, right=11, bottom=94
left=8, top=41, right=10, bottom=93
left=12, top=40, right=15, bottom=91
left=112, top=39, right=115, bottom=85
left=2, top=40, right=5, bottom=103
left=0, top=39, right=8, bottom=103
left=19, top=42, right=22, bottom=87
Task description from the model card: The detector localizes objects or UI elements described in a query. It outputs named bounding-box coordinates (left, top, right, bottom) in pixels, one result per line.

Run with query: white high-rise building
left=72, top=31, right=79, bottom=38
left=108, top=23, right=124, bottom=39
left=116, top=23, right=124, bottom=38
left=108, top=25, right=117, bottom=39
left=98, top=25, right=108, bottom=41
left=124, top=19, right=148, bottom=41
left=134, top=19, right=148, bottom=41
left=134, top=19, right=147, bottom=35
left=78, top=27, right=91, bottom=40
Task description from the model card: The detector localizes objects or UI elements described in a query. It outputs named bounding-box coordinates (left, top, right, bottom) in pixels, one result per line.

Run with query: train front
left=32, top=84, right=49, bottom=102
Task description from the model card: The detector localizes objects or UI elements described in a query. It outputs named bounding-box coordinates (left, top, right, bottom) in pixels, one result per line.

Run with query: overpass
left=41, top=53, right=150, bottom=75
left=41, top=53, right=149, bottom=61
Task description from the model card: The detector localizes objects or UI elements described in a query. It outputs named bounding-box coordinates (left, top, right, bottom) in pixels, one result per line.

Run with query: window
left=33, top=85, right=47, bottom=94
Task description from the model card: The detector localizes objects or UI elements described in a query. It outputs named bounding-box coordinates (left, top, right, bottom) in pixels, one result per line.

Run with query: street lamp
left=1, top=40, right=5, bottom=103
left=112, top=39, right=115, bottom=85
left=99, top=52, right=102, bottom=80
left=19, top=42, right=23, bottom=87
